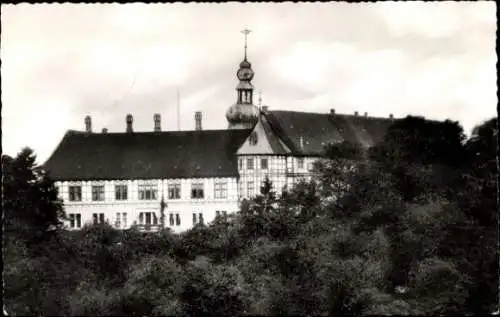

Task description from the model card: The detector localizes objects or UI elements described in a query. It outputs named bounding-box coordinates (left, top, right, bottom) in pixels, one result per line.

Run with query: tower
left=226, top=29, right=259, bottom=130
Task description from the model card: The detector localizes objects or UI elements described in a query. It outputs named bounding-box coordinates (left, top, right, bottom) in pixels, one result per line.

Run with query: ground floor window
left=169, top=213, right=181, bottom=226
left=139, top=212, right=158, bottom=230
left=193, top=212, right=204, bottom=225
left=69, top=213, right=82, bottom=228
left=93, top=213, right=105, bottom=224
left=115, top=212, right=127, bottom=229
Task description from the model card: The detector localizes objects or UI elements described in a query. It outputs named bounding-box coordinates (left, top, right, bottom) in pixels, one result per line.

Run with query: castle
left=43, top=31, right=396, bottom=232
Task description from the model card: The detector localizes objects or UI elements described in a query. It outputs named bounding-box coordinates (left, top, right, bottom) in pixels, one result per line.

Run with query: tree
left=3, top=147, right=65, bottom=250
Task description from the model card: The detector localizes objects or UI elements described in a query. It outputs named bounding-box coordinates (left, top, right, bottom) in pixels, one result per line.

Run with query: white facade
left=56, top=177, right=239, bottom=233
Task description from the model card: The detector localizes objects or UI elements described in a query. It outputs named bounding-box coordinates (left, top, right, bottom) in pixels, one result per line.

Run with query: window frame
left=214, top=181, right=228, bottom=199
left=247, top=158, right=254, bottom=170
left=261, top=158, right=268, bottom=170
left=68, top=185, right=82, bottom=202
left=91, top=185, right=105, bottom=201
left=138, top=183, right=158, bottom=201
left=115, top=184, right=128, bottom=201
left=191, top=182, right=204, bottom=199
left=168, top=183, right=181, bottom=200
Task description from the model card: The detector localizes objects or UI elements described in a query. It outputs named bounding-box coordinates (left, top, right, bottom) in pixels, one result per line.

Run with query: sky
left=1, top=2, right=497, bottom=163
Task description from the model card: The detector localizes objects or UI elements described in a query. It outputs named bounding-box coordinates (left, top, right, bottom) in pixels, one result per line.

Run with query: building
left=43, top=32, right=396, bottom=232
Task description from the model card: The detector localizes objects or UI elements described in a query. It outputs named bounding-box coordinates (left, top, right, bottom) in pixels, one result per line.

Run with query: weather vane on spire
left=241, top=28, right=252, bottom=60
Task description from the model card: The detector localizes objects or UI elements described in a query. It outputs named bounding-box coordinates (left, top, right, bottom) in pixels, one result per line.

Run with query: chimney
left=126, top=114, right=133, bottom=133
left=364, top=112, right=368, bottom=117
left=154, top=113, right=161, bottom=132
left=354, top=111, right=359, bottom=116
left=102, top=128, right=108, bottom=133
left=389, top=113, right=394, bottom=119
left=84, top=115, right=92, bottom=133
left=195, top=111, right=202, bottom=131
left=330, top=108, right=335, bottom=116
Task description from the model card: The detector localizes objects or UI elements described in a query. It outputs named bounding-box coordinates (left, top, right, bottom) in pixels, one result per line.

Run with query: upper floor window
left=92, top=185, right=105, bottom=201
left=191, top=183, right=204, bottom=199
left=297, top=158, right=305, bottom=169
left=238, top=158, right=242, bottom=170
left=115, top=184, right=128, bottom=200
left=69, top=213, right=82, bottom=228
left=247, top=158, right=254, bottom=170
left=168, top=183, right=181, bottom=199
left=261, top=158, right=268, bottom=170
left=138, top=183, right=158, bottom=200
left=69, top=185, right=82, bottom=202
left=214, top=181, right=228, bottom=199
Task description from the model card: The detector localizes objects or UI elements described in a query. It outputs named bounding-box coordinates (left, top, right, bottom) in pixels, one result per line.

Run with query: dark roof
left=264, top=110, right=396, bottom=156
left=43, top=129, right=251, bottom=181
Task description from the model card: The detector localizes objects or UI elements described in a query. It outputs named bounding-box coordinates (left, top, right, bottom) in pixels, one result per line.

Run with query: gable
left=237, top=115, right=290, bottom=155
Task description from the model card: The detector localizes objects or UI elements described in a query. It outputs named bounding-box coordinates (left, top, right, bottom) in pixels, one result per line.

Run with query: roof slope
left=43, top=129, right=251, bottom=181
left=265, top=110, right=395, bottom=156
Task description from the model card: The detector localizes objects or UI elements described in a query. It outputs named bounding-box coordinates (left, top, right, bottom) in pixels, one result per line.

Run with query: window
left=176, top=213, right=181, bottom=226
left=115, top=212, right=121, bottom=228
left=308, top=162, right=314, bottom=171
left=261, top=158, right=268, bottom=170
left=192, top=212, right=204, bottom=225
left=93, top=213, right=105, bottom=224
left=168, top=183, right=181, bottom=199
left=115, top=212, right=127, bottom=228
left=92, top=185, right=105, bottom=201
left=247, top=158, right=254, bottom=170
left=139, top=212, right=158, bottom=230
left=247, top=181, right=254, bottom=197
left=238, top=182, right=243, bottom=199
left=69, top=186, right=82, bottom=201
left=115, top=184, right=128, bottom=200
left=238, top=158, right=242, bottom=170
left=69, top=213, right=82, bottom=228
left=191, top=183, right=204, bottom=199
left=214, top=181, right=228, bottom=199
left=138, top=183, right=158, bottom=200
left=168, top=213, right=180, bottom=226
left=297, top=158, right=304, bottom=169
left=216, top=210, right=228, bottom=219
left=169, top=213, right=175, bottom=226
left=249, top=132, right=258, bottom=145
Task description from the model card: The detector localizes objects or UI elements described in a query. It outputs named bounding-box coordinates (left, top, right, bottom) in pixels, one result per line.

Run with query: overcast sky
left=2, top=2, right=497, bottom=163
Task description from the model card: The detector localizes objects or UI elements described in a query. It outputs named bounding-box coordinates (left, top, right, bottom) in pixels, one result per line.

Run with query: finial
left=241, top=28, right=252, bottom=60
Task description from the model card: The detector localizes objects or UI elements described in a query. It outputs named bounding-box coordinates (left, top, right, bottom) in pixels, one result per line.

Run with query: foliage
left=3, top=116, right=497, bottom=315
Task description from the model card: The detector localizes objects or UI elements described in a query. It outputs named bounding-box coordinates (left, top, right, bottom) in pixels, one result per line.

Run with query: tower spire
left=241, top=28, right=251, bottom=60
